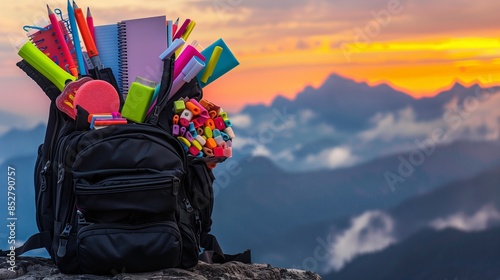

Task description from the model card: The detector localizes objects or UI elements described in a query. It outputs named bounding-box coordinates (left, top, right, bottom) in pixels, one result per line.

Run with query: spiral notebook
left=118, top=15, right=167, bottom=94
left=95, top=16, right=167, bottom=94
left=94, top=24, right=120, bottom=87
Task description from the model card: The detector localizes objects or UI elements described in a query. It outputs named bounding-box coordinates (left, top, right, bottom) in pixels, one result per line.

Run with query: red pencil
left=172, top=17, right=179, bottom=38
left=86, top=7, right=95, bottom=41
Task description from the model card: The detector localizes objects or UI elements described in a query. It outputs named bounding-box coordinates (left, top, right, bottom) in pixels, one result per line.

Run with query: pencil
left=86, top=7, right=95, bottom=41
left=172, top=17, right=179, bottom=38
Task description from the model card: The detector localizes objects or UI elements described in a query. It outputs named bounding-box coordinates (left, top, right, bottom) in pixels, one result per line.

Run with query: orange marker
left=73, top=1, right=102, bottom=69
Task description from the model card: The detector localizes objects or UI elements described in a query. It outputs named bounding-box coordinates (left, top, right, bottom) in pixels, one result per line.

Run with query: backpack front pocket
left=77, top=221, right=181, bottom=274
left=75, top=173, right=180, bottom=224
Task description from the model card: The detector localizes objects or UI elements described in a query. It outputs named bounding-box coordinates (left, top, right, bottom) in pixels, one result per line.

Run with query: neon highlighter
left=47, top=5, right=78, bottom=77
left=73, top=1, right=102, bottom=69
left=17, top=40, right=76, bottom=91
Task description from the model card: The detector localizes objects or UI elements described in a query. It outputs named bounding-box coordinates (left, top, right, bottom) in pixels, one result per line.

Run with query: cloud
left=326, top=210, right=396, bottom=272
left=251, top=145, right=271, bottom=158
left=231, top=113, right=252, bottom=129
left=358, top=107, right=441, bottom=142
left=430, top=204, right=500, bottom=232
left=442, top=89, right=500, bottom=141
left=305, top=146, right=359, bottom=170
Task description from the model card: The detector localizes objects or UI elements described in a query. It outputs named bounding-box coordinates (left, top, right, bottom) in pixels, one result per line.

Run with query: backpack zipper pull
left=77, top=210, right=88, bottom=225
left=40, top=160, right=51, bottom=192
left=57, top=224, right=72, bottom=257
left=183, top=198, right=193, bottom=213
left=172, top=177, right=180, bottom=195
left=57, top=163, right=65, bottom=184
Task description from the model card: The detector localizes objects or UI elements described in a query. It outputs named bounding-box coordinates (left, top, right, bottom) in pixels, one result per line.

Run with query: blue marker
left=67, top=0, right=86, bottom=75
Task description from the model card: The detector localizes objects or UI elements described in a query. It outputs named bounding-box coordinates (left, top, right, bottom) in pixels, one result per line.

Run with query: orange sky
left=1, top=0, right=500, bottom=126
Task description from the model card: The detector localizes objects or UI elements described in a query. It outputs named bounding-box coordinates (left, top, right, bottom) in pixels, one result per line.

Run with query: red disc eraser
left=73, top=80, right=120, bottom=115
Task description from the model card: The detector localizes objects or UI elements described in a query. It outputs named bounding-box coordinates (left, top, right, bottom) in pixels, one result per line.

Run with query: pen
left=47, top=4, right=78, bottom=77
left=173, top=19, right=190, bottom=40
left=73, top=1, right=102, bottom=69
left=67, top=0, right=86, bottom=75
left=86, top=7, right=95, bottom=41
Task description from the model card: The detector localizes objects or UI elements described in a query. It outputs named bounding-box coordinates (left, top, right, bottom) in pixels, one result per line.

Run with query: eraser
left=189, top=145, right=200, bottom=156
left=209, top=110, right=218, bottom=119
left=223, top=147, right=232, bottom=158
left=214, top=117, right=226, bottom=130
left=192, top=118, right=204, bottom=128
left=121, top=77, right=156, bottom=123
left=192, top=139, right=202, bottom=151
left=205, top=119, right=215, bottom=130
left=180, top=109, right=194, bottom=121
left=205, top=138, right=217, bottom=149
left=204, top=126, right=213, bottom=138
left=197, top=127, right=204, bottom=136
left=179, top=126, right=187, bottom=137
left=185, top=131, right=194, bottom=142
left=221, top=131, right=230, bottom=141
left=180, top=118, right=190, bottom=127
left=188, top=122, right=196, bottom=133
left=224, top=127, right=235, bottom=139
left=195, top=135, right=206, bottom=146
left=185, top=101, right=201, bottom=116
left=212, top=129, right=221, bottom=138
left=214, top=135, right=225, bottom=147
left=202, top=147, right=214, bottom=157
left=219, top=111, right=228, bottom=120
left=213, top=147, right=224, bottom=157
left=177, top=136, right=191, bottom=147
left=189, top=98, right=209, bottom=121
left=172, top=124, right=180, bottom=136
left=174, top=100, right=186, bottom=113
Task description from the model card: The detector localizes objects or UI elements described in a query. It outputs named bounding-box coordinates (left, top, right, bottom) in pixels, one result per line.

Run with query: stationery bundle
left=9, top=1, right=250, bottom=276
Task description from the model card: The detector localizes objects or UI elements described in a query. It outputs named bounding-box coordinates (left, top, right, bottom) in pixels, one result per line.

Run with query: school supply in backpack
left=4, top=6, right=249, bottom=275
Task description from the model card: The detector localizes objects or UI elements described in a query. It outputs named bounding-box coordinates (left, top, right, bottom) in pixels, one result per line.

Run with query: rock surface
left=0, top=257, right=322, bottom=280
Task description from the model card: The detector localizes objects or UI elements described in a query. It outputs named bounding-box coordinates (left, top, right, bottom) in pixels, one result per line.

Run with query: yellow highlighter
left=175, top=20, right=196, bottom=57
left=200, top=46, right=223, bottom=83
left=17, top=41, right=76, bottom=91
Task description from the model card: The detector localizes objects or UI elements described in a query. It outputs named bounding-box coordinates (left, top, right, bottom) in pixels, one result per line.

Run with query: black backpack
left=2, top=57, right=250, bottom=274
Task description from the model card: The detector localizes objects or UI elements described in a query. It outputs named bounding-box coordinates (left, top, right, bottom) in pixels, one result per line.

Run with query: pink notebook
left=118, top=15, right=167, bottom=93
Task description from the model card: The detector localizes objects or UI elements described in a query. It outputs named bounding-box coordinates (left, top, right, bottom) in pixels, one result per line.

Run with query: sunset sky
left=1, top=0, right=500, bottom=132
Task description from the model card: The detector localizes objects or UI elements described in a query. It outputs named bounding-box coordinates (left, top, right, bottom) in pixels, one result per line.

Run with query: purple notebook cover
left=118, top=15, right=166, bottom=93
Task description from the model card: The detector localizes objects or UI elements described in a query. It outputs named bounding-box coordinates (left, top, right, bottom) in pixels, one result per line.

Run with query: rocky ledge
left=0, top=257, right=322, bottom=280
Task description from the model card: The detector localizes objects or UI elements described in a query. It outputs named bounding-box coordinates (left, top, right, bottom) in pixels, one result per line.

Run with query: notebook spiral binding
left=117, top=21, right=128, bottom=95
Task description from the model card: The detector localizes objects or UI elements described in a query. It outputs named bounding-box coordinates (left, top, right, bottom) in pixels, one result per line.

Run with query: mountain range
left=230, top=74, right=500, bottom=171
left=1, top=74, right=499, bottom=277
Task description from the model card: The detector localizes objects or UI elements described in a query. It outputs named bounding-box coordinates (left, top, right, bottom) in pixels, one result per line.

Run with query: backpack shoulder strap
left=0, top=231, right=51, bottom=257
